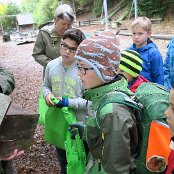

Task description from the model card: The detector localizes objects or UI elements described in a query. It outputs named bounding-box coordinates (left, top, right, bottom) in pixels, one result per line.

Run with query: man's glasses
left=76, top=63, right=94, bottom=75
left=60, top=41, right=77, bottom=53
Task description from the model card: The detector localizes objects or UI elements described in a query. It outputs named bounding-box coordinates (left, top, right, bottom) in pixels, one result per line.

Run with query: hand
left=45, top=93, right=55, bottom=106
left=68, top=123, right=84, bottom=139
left=55, top=97, right=69, bottom=108
left=0, top=149, right=24, bottom=160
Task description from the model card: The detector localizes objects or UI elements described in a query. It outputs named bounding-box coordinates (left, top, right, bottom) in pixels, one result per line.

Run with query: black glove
left=0, top=86, right=3, bottom=93
left=68, top=123, right=84, bottom=139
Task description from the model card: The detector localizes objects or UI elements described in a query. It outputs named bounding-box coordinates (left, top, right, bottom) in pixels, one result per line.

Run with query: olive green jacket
left=0, top=65, right=15, bottom=173
left=32, top=25, right=61, bottom=71
left=0, top=65, right=15, bottom=95
left=84, top=78, right=139, bottom=174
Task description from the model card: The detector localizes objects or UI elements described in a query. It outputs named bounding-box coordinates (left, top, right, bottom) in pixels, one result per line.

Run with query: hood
left=129, top=38, right=158, bottom=52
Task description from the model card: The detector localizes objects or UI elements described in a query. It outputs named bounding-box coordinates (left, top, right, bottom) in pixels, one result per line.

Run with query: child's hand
left=45, top=93, right=55, bottom=106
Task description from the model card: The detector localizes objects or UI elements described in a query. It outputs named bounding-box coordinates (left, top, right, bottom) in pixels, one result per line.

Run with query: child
left=164, top=84, right=174, bottom=174
left=127, top=16, right=164, bottom=85
left=117, top=50, right=148, bottom=92
left=70, top=30, right=140, bottom=173
left=42, top=28, right=88, bottom=174
left=163, top=38, right=174, bottom=90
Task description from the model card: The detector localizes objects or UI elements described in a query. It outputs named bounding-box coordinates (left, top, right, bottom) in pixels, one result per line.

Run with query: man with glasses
left=42, top=28, right=90, bottom=174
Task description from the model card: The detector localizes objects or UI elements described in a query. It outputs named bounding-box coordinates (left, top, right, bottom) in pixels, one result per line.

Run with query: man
left=0, top=65, right=24, bottom=174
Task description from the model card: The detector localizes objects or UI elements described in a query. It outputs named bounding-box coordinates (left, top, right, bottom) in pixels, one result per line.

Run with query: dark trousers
left=56, top=147, right=67, bottom=174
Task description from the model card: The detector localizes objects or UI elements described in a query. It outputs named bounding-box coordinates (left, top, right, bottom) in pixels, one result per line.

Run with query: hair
left=54, top=4, right=75, bottom=22
left=132, top=16, right=152, bottom=32
left=62, top=28, right=86, bottom=45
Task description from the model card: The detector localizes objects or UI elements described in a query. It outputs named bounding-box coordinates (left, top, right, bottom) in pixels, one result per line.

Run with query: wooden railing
left=74, top=19, right=101, bottom=27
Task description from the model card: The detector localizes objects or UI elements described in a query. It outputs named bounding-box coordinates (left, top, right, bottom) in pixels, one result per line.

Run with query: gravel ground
left=0, top=24, right=171, bottom=173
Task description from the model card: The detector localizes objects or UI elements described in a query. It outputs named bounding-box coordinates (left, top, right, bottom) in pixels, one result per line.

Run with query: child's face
left=165, top=89, right=174, bottom=137
left=60, top=38, right=78, bottom=66
left=117, top=68, right=134, bottom=82
left=77, top=61, right=104, bottom=90
left=131, top=26, right=151, bottom=48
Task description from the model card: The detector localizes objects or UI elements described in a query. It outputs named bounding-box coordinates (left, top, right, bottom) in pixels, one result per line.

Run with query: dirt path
left=0, top=29, right=170, bottom=173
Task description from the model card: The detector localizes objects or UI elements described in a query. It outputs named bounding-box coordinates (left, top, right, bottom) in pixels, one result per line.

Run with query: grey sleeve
left=68, top=98, right=92, bottom=109
left=32, top=31, right=51, bottom=67
left=42, top=64, right=52, bottom=98
left=0, top=66, right=15, bottom=95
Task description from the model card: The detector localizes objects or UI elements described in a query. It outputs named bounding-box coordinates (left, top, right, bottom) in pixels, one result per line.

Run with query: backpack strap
left=96, top=91, right=142, bottom=128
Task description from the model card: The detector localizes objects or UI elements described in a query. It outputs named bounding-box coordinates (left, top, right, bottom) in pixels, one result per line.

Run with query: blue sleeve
left=163, top=39, right=174, bottom=90
left=150, top=48, right=164, bottom=85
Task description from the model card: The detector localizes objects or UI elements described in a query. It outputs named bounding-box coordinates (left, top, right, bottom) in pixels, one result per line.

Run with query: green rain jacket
left=0, top=65, right=15, bottom=173
left=83, top=78, right=139, bottom=174
left=32, top=24, right=61, bottom=73
left=0, top=65, right=15, bottom=95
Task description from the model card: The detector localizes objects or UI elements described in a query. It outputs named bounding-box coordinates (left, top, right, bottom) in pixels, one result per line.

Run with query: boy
left=117, top=50, right=148, bottom=92
left=33, top=4, right=76, bottom=125
left=163, top=38, right=174, bottom=90
left=127, top=16, right=164, bottom=85
left=70, top=30, right=141, bottom=173
left=42, top=28, right=89, bottom=174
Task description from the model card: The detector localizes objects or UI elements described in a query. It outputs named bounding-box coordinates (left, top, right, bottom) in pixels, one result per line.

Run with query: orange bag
left=146, top=120, right=171, bottom=172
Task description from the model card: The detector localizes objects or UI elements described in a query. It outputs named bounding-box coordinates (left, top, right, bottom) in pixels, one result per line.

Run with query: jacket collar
left=83, top=77, right=133, bottom=110
left=132, top=38, right=156, bottom=51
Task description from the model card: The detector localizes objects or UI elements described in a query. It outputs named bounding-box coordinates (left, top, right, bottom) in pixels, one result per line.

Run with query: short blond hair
left=132, top=17, right=152, bottom=32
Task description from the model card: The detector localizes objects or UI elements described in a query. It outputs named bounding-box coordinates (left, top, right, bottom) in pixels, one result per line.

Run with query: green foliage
left=1, top=3, right=21, bottom=32
left=21, top=0, right=58, bottom=27
left=93, top=0, right=102, bottom=17
left=137, top=0, right=171, bottom=18
left=14, top=0, right=174, bottom=28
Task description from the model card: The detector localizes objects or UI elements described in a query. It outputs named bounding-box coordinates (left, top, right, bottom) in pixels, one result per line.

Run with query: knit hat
left=119, top=50, right=142, bottom=77
left=75, top=30, right=121, bottom=83
left=54, top=4, right=75, bottom=20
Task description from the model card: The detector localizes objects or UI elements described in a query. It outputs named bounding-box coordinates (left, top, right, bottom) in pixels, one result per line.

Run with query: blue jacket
left=163, top=38, right=174, bottom=90
left=128, top=38, right=164, bottom=85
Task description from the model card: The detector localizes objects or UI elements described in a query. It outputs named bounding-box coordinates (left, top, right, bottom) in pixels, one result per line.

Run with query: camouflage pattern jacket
left=0, top=65, right=15, bottom=173
left=0, top=65, right=15, bottom=95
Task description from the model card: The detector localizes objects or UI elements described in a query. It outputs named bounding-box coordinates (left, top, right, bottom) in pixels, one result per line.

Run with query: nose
left=65, top=48, right=71, bottom=53
left=64, top=24, right=70, bottom=30
left=135, top=34, right=139, bottom=39
left=78, top=70, right=82, bottom=77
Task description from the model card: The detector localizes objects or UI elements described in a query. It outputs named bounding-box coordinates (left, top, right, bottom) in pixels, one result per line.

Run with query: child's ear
left=147, top=31, right=152, bottom=37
